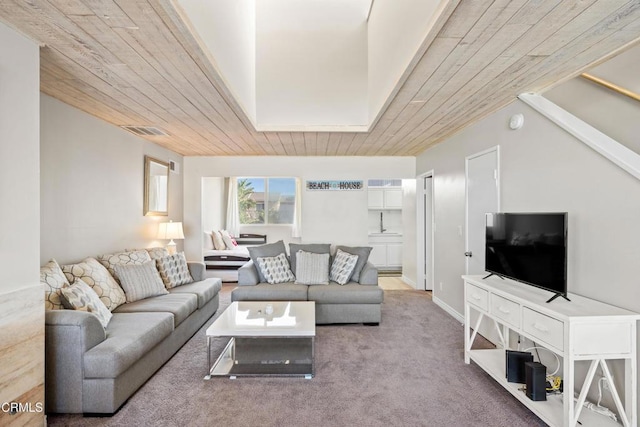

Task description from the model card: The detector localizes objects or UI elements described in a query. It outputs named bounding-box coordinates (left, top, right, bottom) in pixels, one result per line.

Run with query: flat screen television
left=485, top=212, right=568, bottom=303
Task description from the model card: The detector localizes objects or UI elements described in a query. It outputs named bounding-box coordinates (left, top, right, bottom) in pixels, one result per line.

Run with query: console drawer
left=523, top=308, right=564, bottom=351
left=466, top=283, right=488, bottom=311
left=490, top=294, right=520, bottom=328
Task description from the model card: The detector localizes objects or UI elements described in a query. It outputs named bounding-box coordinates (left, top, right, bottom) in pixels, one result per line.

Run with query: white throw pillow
left=330, top=249, right=360, bottom=285
left=114, top=260, right=169, bottom=302
left=211, top=230, right=226, bottom=250
left=203, top=231, right=215, bottom=250
left=295, top=250, right=330, bottom=285
left=60, top=279, right=113, bottom=328
left=220, top=230, right=235, bottom=250
left=256, top=253, right=295, bottom=284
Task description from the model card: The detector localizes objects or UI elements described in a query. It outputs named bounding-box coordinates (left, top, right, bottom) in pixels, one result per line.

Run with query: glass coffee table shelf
left=205, top=301, right=315, bottom=379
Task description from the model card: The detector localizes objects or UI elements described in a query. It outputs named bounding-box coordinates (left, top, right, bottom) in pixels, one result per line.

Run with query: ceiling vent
left=121, top=125, right=168, bottom=137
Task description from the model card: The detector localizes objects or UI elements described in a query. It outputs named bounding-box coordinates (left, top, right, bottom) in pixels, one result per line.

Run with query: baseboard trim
left=433, top=295, right=464, bottom=323
left=401, top=275, right=416, bottom=288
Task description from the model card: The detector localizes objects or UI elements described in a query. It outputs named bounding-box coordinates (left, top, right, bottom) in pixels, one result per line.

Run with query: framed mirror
left=144, top=156, right=169, bottom=216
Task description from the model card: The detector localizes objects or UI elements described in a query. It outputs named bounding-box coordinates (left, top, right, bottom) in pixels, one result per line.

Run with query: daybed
left=42, top=248, right=221, bottom=415
left=233, top=241, right=383, bottom=325
left=203, top=232, right=266, bottom=282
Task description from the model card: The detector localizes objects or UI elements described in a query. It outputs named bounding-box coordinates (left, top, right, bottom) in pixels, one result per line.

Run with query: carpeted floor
left=48, top=286, right=546, bottom=427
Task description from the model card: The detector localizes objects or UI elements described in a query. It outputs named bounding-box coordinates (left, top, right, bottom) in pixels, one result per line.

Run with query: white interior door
left=465, top=148, right=500, bottom=275
left=423, top=176, right=433, bottom=290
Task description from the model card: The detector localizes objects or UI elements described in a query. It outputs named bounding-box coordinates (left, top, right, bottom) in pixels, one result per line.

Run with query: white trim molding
left=433, top=295, right=464, bottom=324
left=519, top=93, right=640, bottom=182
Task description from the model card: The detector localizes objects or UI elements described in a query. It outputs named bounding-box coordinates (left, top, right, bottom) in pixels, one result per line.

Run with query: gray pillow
left=248, top=241, right=287, bottom=283
left=289, top=243, right=331, bottom=276
left=335, top=246, right=372, bottom=282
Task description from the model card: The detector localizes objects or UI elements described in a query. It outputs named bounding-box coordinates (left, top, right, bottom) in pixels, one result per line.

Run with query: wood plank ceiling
left=0, top=0, right=639, bottom=156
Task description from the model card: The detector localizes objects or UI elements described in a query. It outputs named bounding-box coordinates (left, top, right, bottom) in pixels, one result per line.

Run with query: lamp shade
left=157, top=221, right=184, bottom=240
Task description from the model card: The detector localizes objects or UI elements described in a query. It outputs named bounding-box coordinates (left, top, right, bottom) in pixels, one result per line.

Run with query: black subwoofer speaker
left=505, top=350, right=534, bottom=383
left=525, top=361, right=547, bottom=401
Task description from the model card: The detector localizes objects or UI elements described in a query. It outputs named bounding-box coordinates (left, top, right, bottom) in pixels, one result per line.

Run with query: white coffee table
left=205, top=301, right=315, bottom=379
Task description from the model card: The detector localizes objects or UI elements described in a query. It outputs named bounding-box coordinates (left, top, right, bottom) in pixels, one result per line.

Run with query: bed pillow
left=114, top=260, right=168, bottom=302
left=156, top=252, right=194, bottom=288
left=295, top=250, right=330, bottom=285
left=62, top=257, right=126, bottom=311
left=211, top=230, right=226, bottom=250
left=60, top=279, right=113, bottom=328
left=330, top=249, right=360, bottom=285
left=203, top=231, right=215, bottom=250
left=248, top=240, right=288, bottom=283
left=289, top=243, right=331, bottom=277
left=220, top=230, right=235, bottom=250
left=256, top=253, right=295, bottom=284
left=335, top=246, right=372, bottom=282
left=41, top=259, right=71, bottom=310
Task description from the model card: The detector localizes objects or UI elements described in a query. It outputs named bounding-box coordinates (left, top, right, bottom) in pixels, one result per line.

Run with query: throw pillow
left=211, top=230, right=226, bottom=250
left=256, top=253, right=295, bottom=284
left=60, top=279, right=113, bottom=328
left=289, top=243, right=331, bottom=277
left=248, top=240, right=288, bottom=283
left=62, top=257, right=126, bottom=311
left=41, top=259, right=71, bottom=310
left=330, top=249, right=360, bottom=285
left=295, top=250, right=330, bottom=285
left=97, top=250, right=152, bottom=284
left=335, top=246, right=372, bottom=282
left=114, top=260, right=168, bottom=303
left=203, top=231, right=215, bottom=250
left=146, top=247, right=170, bottom=260
left=220, top=230, right=235, bottom=250
left=156, top=252, right=194, bottom=289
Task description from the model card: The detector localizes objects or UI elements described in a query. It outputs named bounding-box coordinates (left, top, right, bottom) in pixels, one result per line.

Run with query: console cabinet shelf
left=463, top=275, right=639, bottom=427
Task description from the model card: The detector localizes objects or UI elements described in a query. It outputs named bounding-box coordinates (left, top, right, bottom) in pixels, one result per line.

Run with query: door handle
left=464, top=252, right=473, bottom=257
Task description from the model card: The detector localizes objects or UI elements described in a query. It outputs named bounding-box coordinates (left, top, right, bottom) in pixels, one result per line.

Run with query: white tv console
left=463, top=275, right=639, bottom=427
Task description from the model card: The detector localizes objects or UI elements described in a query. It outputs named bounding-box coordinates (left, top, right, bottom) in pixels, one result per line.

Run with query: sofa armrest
left=45, top=310, right=106, bottom=413
left=187, top=261, right=206, bottom=281
left=358, top=262, right=378, bottom=285
left=238, top=260, right=259, bottom=286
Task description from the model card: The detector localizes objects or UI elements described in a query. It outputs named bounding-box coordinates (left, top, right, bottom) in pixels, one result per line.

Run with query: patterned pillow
left=156, top=252, right=194, bottom=289
left=97, top=250, right=152, bottom=284
left=146, top=247, right=170, bottom=260
left=330, top=249, right=360, bottom=285
left=41, top=259, right=71, bottom=310
left=114, top=260, right=169, bottom=302
left=62, top=257, right=126, bottom=311
left=294, top=250, right=330, bottom=285
left=256, top=253, right=295, bottom=284
left=60, top=279, right=113, bottom=328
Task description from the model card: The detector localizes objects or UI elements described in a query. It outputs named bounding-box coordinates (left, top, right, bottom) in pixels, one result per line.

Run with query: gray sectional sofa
left=45, top=262, right=221, bottom=415
left=233, top=242, right=383, bottom=324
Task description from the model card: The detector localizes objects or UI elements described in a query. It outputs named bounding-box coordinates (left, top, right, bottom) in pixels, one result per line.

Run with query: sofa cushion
left=83, top=312, right=174, bottom=378
left=168, top=278, right=222, bottom=309
left=60, top=279, right=113, bottom=328
left=248, top=241, right=287, bottom=283
left=330, top=249, right=359, bottom=285
left=294, top=250, right=330, bottom=285
left=231, top=283, right=308, bottom=302
left=41, top=259, right=71, bottom=310
left=256, top=253, right=295, bottom=284
left=112, top=293, right=198, bottom=327
left=289, top=243, right=330, bottom=276
left=96, top=250, right=152, bottom=284
left=335, top=246, right=372, bottom=282
left=307, top=283, right=384, bottom=304
left=115, top=260, right=169, bottom=303
left=156, top=252, right=194, bottom=289
left=62, top=257, right=126, bottom=311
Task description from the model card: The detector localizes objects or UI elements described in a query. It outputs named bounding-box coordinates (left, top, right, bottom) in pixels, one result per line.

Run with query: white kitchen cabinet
left=368, top=234, right=402, bottom=269
left=368, top=243, right=387, bottom=267
left=367, top=188, right=402, bottom=210
left=386, top=243, right=403, bottom=267
left=367, top=189, right=385, bottom=209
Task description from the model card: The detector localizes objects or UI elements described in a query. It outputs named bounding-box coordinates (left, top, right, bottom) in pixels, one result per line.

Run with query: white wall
left=367, top=0, right=444, bottom=121
left=184, top=156, right=415, bottom=261
left=202, top=177, right=226, bottom=233
left=40, top=95, right=184, bottom=264
left=177, top=0, right=256, bottom=121
left=256, top=0, right=368, bottom=129
left=0, top=21, right=40, bottom=293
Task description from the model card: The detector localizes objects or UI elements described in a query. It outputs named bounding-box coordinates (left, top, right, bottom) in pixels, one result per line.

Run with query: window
left=238, top=177, right=296, bottom=225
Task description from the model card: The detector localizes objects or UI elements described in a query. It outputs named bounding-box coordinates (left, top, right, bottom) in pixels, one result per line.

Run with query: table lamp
left=157, top=220, right=184, bottom=255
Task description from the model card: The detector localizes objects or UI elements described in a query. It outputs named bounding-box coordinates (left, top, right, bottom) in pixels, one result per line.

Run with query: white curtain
left=226, top=177, right=240, bottom=237
left=291, top=177, right=303, bottom=238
